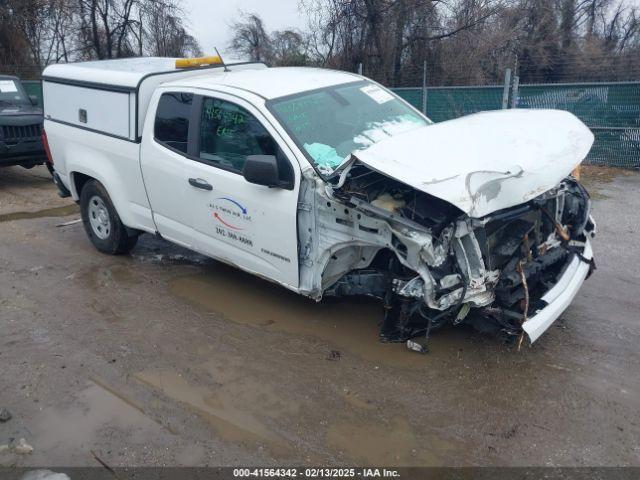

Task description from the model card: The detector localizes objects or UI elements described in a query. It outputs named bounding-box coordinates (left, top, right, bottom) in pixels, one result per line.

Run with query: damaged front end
left=297, top=162, right=596, bottom=351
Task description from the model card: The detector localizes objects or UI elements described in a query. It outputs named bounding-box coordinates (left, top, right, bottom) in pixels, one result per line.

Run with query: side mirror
left=243, top=155, right=281, bottom=188
left=29, top=95, right=38, bottom=106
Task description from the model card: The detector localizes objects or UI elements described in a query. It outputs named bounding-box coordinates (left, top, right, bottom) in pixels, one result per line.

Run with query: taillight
left=42, top=128, right=53, bottom=165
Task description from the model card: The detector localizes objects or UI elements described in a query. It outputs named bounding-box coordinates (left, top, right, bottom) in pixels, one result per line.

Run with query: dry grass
left=579, top=165, right=637, bottom=199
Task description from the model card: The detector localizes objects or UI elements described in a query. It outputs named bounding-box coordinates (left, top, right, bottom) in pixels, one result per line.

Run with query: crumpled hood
left=352, top=109, right=594, bottom=218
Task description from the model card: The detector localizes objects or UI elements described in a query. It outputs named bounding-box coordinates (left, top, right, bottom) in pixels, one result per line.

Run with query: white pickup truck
left=42, top=57, right=596, bottom=350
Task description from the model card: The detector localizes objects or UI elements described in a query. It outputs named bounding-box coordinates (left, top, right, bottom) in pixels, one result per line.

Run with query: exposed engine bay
left=296, top=161, right=596, bottom=352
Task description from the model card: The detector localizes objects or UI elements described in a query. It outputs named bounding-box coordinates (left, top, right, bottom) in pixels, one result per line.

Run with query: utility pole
left=357, top=63, right=363, bottom=76
left=501, top=68, right=512, bottom=109
left=510, top=54, right=520, bottom=109
left=422, top=60, right=428, bottom=115
left=510, top=74, right=520, bottom=109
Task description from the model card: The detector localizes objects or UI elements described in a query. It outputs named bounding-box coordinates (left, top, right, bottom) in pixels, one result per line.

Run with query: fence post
left=357, top=63, right=363, bottom=76
left=501, top=68, right=511, bottom=109
left=421, top=60, right=428, bottom=115
left=510, top=75, right=520, bottom=109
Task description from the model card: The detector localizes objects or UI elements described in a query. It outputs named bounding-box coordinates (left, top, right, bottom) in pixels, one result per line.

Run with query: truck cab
left=42, top=57, right=596, bottom=349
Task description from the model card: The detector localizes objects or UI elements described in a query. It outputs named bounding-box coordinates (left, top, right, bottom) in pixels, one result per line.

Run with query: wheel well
left=72, top=172, right=92, bottom=197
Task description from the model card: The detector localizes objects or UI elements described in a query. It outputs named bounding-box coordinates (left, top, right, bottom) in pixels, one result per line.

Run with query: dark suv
left=0, top=75, right=48, bottom=171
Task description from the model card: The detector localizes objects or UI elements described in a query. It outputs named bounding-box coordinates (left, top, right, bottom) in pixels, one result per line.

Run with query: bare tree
left=1, top=0, right=638, bottom=83
left=6, top=0, right=76, bottom=67
left=0, top=0, right=34, bottom=73
left=140, top=0, right=202, bottom=57
left=271, top=29, right=310, bottom=65
left=228, top=12, right=272, bottom=62
left=299, top=0, right=640, bottom=84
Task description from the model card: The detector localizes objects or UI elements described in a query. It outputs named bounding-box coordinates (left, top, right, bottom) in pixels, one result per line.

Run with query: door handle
left=188, top=178, right=212, bottom=191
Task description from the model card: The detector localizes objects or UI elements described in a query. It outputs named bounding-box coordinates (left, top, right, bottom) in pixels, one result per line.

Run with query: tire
left=80, top=180, right=138, bottom=254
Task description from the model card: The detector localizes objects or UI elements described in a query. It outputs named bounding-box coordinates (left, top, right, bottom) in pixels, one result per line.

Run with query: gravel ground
left=0, top=165, right=638, bottom=467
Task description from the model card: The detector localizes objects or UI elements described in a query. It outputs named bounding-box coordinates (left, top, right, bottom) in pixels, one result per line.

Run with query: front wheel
left=80, top=180, right=138, bottom=254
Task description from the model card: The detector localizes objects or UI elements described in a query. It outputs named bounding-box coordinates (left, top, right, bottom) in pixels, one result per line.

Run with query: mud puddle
left=135, top=367, right=294, bottom=457
left=134, top=360, right=468, bottom=465
left=23, top=381, right=170, bottom=466
left=134, top=356, right=307, bottom=458
left=169, top=265, right=484, bottom=367
left=134, top=358, right=463, bottom=464
left=76, top=264, right=141, bottom=290
left=327, top=416, right=457, bottom=465
left=0, top=204, right=78, bottom=222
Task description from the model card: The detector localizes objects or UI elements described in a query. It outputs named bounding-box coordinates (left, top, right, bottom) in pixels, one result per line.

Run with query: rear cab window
left=154, top=92, right=193, bottom=153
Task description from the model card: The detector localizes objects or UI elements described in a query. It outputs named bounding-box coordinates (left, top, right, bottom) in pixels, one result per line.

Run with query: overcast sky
left=182, top=0, right=305, bottom=60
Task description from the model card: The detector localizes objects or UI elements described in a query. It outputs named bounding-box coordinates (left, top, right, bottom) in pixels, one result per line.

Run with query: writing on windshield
left=269, top=81, right=428, bottom=175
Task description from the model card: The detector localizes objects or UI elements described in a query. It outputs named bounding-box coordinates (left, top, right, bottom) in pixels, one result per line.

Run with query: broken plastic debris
left=406, top=338, right=429, bottom=354
left=13, top=438, right=34, bottom=455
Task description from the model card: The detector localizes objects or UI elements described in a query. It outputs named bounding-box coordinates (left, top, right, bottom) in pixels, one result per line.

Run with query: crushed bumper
left=523, top=239, right=593, bottom=343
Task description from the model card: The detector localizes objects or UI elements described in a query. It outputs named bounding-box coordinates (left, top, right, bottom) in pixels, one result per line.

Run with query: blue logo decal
left=218, top=197, right=247, bottom=214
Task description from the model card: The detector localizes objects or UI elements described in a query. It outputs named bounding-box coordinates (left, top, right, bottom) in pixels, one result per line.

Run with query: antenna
left=215, top=47, right=230, bottom=72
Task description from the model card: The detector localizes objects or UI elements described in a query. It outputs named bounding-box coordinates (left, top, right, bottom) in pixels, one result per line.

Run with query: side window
left=154, top=92, right=193, bottom=154
left=199, top=97, right=276, bottom=174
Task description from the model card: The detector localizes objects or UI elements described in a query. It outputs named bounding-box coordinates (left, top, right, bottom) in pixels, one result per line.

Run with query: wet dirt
left=134, top=368, right=294, bottom=457
left=1, top=165, right=640, bottom=467
left=0, top=166, right=74, bottom=216
left=26, top=382, right=169, bottom=465
left=169, top=268, right=478, bottom=368
left=0, top=204, right=78, bottom=223
left=326, top=416, right=450, bottom=465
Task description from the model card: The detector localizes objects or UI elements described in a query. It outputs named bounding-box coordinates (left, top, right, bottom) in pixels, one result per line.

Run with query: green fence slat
left=394, top=89, right=424, bottom=110
left=21, top=80, right=43, bottom=107
left=391, top=83, right=640, bottom=168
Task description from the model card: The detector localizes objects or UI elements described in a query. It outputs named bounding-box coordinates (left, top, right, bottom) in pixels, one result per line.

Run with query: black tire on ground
left=80, top=179, right=138, bottom=254
left=45, top=162, right=54, bottom=176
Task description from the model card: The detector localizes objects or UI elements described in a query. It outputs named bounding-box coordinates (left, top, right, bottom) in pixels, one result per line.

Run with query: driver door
left=185, top=92, right=300, bottom=289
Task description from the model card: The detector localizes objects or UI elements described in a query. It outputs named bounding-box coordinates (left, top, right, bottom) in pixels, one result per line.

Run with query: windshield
left=269, top=81, right=429, bottom=175
left=0, top=79, right=29, bottom=107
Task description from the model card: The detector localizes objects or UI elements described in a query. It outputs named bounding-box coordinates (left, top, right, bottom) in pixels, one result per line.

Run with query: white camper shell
left=43, top=58, right=597, bottom=351
left=43, top=57, right=267, bottom=141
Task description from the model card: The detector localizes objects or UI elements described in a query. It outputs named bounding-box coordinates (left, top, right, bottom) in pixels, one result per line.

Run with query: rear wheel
left=80, top=180, right=138, bottom=254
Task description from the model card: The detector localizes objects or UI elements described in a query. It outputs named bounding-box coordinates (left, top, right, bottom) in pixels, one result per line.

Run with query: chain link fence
left=10, top=72, right=640, bottom=169
left=21, top=80, right=43, bottom=107
left=393, top=82, right=640, bottom=168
